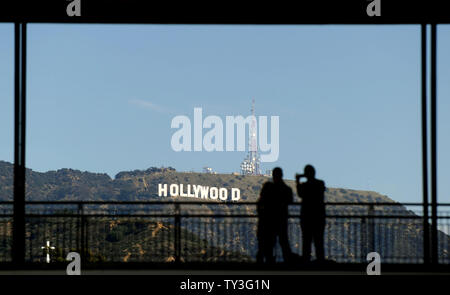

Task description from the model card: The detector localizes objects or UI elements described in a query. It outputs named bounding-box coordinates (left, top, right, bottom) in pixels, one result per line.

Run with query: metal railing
left=0, top=201, right=449, bottom=264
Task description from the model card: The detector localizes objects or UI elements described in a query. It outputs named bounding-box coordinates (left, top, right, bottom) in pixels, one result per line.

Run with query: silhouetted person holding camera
left=296, top=165, right=326, bottom=262
left=257, top=167, right=293, bottom=264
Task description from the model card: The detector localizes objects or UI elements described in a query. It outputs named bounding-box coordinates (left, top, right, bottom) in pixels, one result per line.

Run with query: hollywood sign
left=158, top=183, right=241, bottom=201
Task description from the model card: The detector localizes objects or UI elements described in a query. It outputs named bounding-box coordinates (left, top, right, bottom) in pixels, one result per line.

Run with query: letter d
left=231, top=188, right=240, bottom=201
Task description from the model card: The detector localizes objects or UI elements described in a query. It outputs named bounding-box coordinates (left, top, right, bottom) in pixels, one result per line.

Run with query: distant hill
left=0, top=160, right=395, bottom=203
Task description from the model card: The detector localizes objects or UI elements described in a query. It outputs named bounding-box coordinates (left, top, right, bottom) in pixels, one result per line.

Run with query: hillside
left=0, top=160, right=394, bottom=203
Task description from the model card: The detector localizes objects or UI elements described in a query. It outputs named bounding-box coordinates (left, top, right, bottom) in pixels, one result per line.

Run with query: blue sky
left=0, top=24, right=449, bottom=203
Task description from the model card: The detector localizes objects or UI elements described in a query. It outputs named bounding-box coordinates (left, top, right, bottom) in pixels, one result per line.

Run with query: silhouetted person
left=296, top=165, right=326, bottom=262
left=257, top=167, right=293, bottom=263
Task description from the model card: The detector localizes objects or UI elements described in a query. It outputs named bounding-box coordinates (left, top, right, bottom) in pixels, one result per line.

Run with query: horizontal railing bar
left=0, top=201, right=446, bottom=206
left=18, top=214, right=449, bottom=219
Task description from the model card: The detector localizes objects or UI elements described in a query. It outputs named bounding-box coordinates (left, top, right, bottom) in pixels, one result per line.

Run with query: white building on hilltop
left=203, top=167, right=215, bottom=174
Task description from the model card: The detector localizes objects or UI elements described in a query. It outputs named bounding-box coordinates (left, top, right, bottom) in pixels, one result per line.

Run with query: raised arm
left=295, top=174, right=303, bottom=200
left=296, top=185, right=303, bottom=201
left=257, top=182, right=269, bottom=214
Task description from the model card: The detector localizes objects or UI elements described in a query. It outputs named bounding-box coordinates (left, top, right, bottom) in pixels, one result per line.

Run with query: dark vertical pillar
left=13, top=22, right=27, bottom=264
left=430, top=23, right=438, bottom=265
left=421, top=24, right=430, bottom=264
left=368, top=205, right=375, bottom=255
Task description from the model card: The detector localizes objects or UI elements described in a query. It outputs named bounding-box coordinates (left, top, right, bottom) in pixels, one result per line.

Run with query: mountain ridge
left=0, top=160, right=395, bottom=204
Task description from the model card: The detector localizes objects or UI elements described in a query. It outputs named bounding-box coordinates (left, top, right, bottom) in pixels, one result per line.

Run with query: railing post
left=368, top=204, right=375, bottom=256
left=78, top=203, right=86, bottom=262
left=361, top=216, right=367, bottom=262
left=174, top=203, right=181, bottom=263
